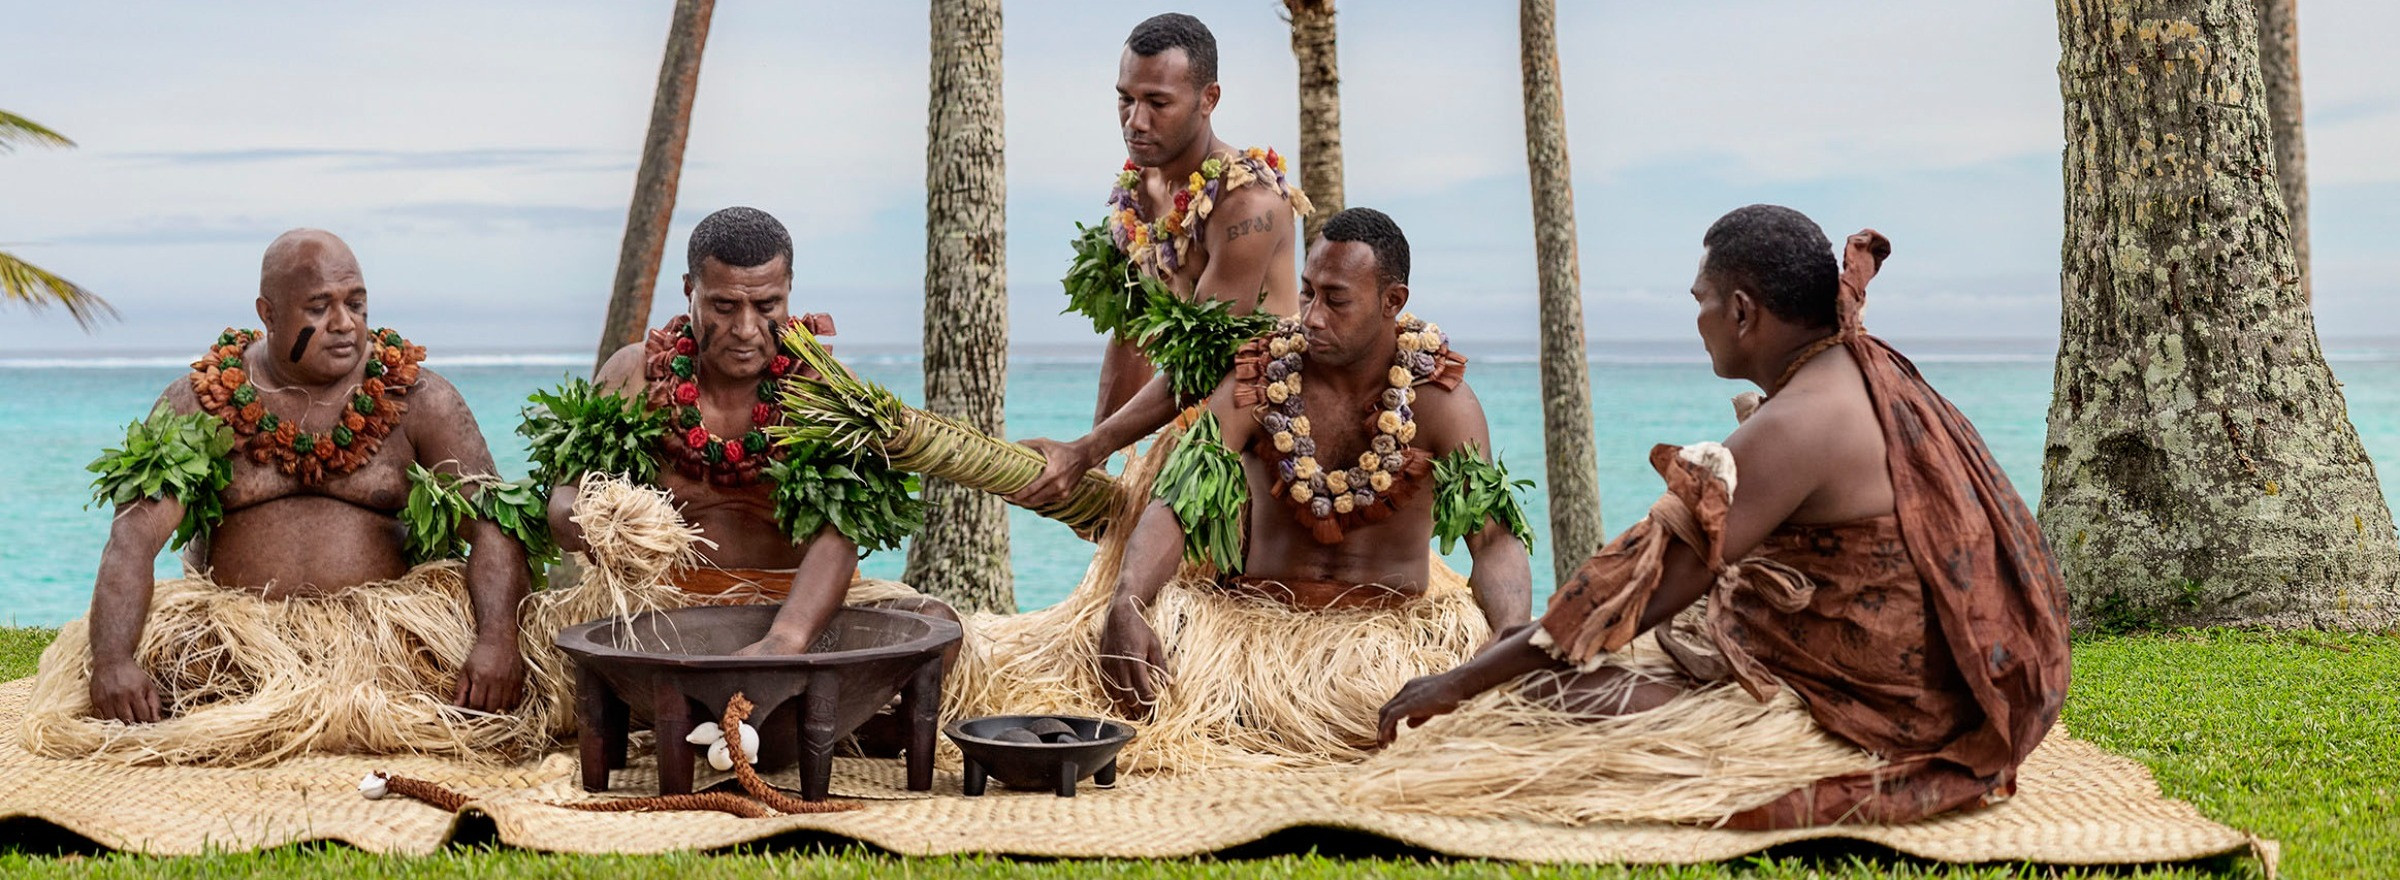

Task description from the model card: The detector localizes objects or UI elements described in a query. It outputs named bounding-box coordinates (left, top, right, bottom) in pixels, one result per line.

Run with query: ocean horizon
left=19, top=335, right=2400, bottom=369
left=9, top=337, right=2400, bottom=628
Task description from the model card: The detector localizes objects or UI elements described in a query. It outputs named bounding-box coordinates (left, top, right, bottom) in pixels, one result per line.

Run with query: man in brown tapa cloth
left=1371, top=205, right=2069, bottom=828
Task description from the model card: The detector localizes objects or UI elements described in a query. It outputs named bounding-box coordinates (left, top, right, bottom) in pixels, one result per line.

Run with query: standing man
left=1014, top=12, right=1314, bottom=507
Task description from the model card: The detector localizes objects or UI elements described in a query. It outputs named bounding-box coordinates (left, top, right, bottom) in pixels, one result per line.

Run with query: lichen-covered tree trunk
left=1284, top=0, right=1343, bottom=243
left=1518, top=0, right=1604, bottom=582
left=597, top=0, right=714, bottom=373
left=904, top=0, right=1013, bottom=613
left=2043, top=0, right=2396, bottom=630
left=2255, top=0, right=2309, bottom=301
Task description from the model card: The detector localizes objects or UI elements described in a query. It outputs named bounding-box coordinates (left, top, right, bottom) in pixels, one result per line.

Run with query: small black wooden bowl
left=944, top=715, right=1135, bottom=797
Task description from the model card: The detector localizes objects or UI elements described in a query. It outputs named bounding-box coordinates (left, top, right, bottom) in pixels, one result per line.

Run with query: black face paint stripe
left=288, top=326, right=316, bottom=362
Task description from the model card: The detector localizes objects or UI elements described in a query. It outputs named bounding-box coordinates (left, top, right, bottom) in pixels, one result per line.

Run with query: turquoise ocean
left=9, top=341, right=2400, bottom=628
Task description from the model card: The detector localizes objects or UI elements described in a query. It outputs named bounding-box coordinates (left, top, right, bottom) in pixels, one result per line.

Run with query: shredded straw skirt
left=945, top=432, right=1491, bottom=775
left=22, top=561, right=562, bottom=767
left=1341, top=636, right=1883, bottom=825
left=19, top=475, right=924, bottom=768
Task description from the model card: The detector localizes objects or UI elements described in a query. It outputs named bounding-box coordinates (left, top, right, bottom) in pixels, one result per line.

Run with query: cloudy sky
left=4, top=1, right=2396, bottom=355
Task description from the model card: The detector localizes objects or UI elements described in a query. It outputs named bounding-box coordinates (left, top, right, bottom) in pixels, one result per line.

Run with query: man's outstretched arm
left=1020, top=187, right=1293, bottom=507
left=1380, top=404, right=1833, bottom=742
left=739, top=526, right=859, bottom=656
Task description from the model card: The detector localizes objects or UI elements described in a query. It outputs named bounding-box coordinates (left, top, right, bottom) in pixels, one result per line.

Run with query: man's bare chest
left=221, top=429, right=415, bottom=513
left=652, top=468, right=774, bottom=516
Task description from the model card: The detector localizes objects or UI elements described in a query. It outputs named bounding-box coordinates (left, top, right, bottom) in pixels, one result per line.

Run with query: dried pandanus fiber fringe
left=516, top=473, right=709, bottom=738
left=772, top=322, right=1126, bottom=536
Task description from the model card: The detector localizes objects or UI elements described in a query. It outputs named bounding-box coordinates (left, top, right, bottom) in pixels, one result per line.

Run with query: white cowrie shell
left=736, top=722, right=760, bottom=764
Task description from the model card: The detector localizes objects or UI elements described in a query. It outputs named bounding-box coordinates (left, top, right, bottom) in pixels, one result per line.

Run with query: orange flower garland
left=190, top=327, right=422, bottom=485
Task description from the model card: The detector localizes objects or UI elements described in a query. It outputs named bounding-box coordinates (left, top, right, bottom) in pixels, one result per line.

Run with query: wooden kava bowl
left=945, top=715, right=1136, bottom=797
left=557, top=604, right=961, bottom=799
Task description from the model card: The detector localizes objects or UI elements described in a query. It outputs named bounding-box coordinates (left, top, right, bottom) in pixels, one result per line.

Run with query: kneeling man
left=542, top=207, right=956, bottom=657
left=1361, top=205, right=2068, bottom=829
left=968, top=208, right=1533, bottom=772
left=25, top=229, right=538, bottom=766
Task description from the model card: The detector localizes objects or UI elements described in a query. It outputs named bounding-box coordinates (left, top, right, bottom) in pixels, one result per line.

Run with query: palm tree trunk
left=903, top=0, right=1013, bottom=613
left=1518, top=0, right=1604, bottom=583
left=2255, top=0, right=2309, bottom=302
left=1285, top=0, right=1343, bottom=243
left=2043, top=0, right=2397, bottom=630
left=595, top=0, right=715, bottom=373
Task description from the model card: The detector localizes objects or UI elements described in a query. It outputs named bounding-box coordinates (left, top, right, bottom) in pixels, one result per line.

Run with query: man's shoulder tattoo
left=1222, top=210, right=1276, bottom=242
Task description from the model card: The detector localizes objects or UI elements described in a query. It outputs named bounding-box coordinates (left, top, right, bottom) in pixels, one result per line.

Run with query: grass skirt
left=1342, top=636, right=1883, bottom=825
left=22, top=561, right=558, bottom=767
left=947, top=431, right=1491, bottom=774
left=17, top=475, right=805, bottom=767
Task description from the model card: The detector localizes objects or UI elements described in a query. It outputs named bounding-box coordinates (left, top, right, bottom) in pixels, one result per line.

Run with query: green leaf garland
left=1060, top=219, right=1146, bottom=340
left=518, top=378, right=667, bottom=487
left=402, top=463, right=477, bottom=565
left=1125, top=283, right=1278, bottom=405
left=85, top=403, right=237, bottom=550
left=402, top=464, right=562, bottom=587
left=766, top=442, right=924, bottom=554
left=1431, top=443, right=1537, bottom=555
left=1153, top=412, right=1251, bottom=573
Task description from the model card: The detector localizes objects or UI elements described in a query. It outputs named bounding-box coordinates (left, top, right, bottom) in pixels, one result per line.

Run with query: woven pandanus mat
left=0, top=679, right=2264, bottom=868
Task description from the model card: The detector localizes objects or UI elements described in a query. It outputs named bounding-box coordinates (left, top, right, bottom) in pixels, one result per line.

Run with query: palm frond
left=0, top=110, right=75, bottom=152
left=0, top=249, right=116, bottom=328
left=770, top=322, right=907, bottom=456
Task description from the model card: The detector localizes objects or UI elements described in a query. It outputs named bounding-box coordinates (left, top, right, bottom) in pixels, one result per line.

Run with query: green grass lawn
left=2, top=627, right=2392, bottom=878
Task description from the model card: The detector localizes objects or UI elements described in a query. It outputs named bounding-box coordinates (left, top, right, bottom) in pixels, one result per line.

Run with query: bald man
left=25, top=230, right=534, bottom=765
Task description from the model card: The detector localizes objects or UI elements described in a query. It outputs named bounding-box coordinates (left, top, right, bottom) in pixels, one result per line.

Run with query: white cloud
left=2, top=0, right=2394, bottom=352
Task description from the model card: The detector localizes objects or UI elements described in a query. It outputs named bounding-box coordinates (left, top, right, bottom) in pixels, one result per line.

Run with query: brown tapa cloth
left=1535, top=230, right=2070, bottom=829
left=671, top=566, right=800, bottom=605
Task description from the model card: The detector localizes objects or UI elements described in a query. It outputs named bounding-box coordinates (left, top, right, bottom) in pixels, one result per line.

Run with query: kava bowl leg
left=799, top=674, right=840, bottom=801
left=575, top=663, right=619, bottom=791
left=901, top=657, right=941, bottom=792
left=962, top=758, right=988, bottom=796
left=652, top=681, right=696, bottom=796
left=1056, top=760, right=1080, bottom=797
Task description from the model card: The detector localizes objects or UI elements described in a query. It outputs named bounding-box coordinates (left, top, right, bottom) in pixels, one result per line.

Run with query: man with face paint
left=25, top=229, right=537, bottom=764
left=959, top=209, right=1531, bottom=772
left=1008, top=12, right=1315, bottom=510
left=548, top=207, right=956, bottom=659
left=1363, top=206, right=2067, bottom=829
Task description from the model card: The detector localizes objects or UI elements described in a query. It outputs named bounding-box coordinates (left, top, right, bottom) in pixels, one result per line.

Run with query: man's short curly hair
left=686, top=206, right=793, bottom=278
left=1126, top=13, right=1217, bottom=89
left=1701, top=204, right=1839, bottom=330
left=1320, top=207, right=1410, bottom=287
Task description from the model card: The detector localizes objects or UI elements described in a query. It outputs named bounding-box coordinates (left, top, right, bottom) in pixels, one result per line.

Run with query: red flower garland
left=644, top=314, right=826, bottom=486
